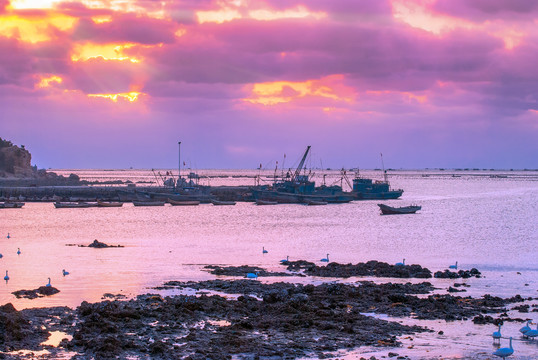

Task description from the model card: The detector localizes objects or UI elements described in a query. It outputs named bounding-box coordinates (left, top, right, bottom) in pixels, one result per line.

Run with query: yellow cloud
left=244, top=75, right=354, bottom=106
left=249, top=5, right=326, bottom=21
left=71, top=43, right=141, bottom=63
left=0, top=13, right=76, bottom=43
left=36, top=75, right=63, bottom=88
left=88, top=91, right=142, bottom=102
left=196, top=8, right=242, bottom=24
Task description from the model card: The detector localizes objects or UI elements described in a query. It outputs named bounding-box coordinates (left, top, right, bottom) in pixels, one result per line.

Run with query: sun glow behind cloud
left=71, top=43, right=141, bottom=63
left=244, top=75, right=354, bottom=106
left=88, top=91, right=141, bottom=102
left=36, top=75, right=63, bottom=88
left=0, top=13, right=76, bottom=43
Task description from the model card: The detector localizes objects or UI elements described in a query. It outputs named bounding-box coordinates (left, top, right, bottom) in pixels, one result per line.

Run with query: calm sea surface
left=1, top=169, right=537, bottom=359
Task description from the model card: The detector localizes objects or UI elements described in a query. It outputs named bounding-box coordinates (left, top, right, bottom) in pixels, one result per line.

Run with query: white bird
left=492, top=324, right=502, bottom=343
left=4, top=270, right=9, bottom=281
left=519, top=320, right=532, bottom=336
left=246, top=272, right=258, bottom=279
left=320, top=254, right=329, bottom=262
left=16, top=248, right=21, bottom=255
left=492, top=337, right=513, bottom=359
left=0, top=253, right=3, bottom=258
left=46, top=277, right=51, bottom=287
left=6, top=233, right=10, bottom=239
left=449, top=261, right=458, bottom=269
left=395, top=259, right=405, bottom=266
left=62, top=269, right=69, bottom=276
left=525, top=323, right=538, bottom=340
left=280, top=255, right=289, bottom=263
left=262, top=247, right=268, bottom=254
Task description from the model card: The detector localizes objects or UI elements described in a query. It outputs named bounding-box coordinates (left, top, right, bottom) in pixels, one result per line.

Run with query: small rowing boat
left=132, top=200, right=166, bottom=207
left=54, top=202, right=95, bottom=208
left=97, top=201, right=124, bottom=207
left=167, top=198, right=200, bottom=206
left=211, top=200, right=236, bottom=205
left=377, top=203, right=421, bottom=215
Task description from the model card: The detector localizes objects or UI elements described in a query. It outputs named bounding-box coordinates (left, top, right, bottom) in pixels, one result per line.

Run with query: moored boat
left=132, top=200, right=166, bottom=207
left=0, top=202, right=25, bottom=209
left=211, top=199, right=236, bottom=205
left=54, top=202, right=95, bottom=208
left=377, top=203, right=421, bottom=215
left=167, top=198, right=200, bottom=206
left=306, top=200, right=328, bottom=206
left=97, top=200, right=124, bottom=207
left=255, top=199, right=278, bottom=205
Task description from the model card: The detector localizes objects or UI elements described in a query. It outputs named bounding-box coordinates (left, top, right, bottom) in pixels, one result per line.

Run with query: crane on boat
left=291, top=146, right=311, bottom=182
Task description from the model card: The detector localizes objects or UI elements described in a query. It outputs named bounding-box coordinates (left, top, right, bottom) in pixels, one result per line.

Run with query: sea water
left=1, top=169, right=537, bottom=359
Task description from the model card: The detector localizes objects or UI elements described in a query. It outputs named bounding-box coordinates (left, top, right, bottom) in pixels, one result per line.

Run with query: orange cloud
left=244, top=75, right=355, bottom=106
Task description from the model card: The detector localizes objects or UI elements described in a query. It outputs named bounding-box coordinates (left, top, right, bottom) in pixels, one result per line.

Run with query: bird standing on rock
left=519, top=320, right=532, bottom=336
left=395, top=259, right=405, bottom=266
left=46, top=278, right=51, bottom=287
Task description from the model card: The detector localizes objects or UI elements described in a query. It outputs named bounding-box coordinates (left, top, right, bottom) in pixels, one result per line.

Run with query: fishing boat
left=132, top=200, right=166, bottom=207
left=211, top=199, right=236, bottom=205
left=0, top=202, right=25, bottom=209
left=251, top=146, right=354, bottom=204
left=255, top=199, right=278, bottom=205
left=306, top=200, right=328, bottom=206
left=54, top=202, right=95, bottom=208
left=167, top=198, right=200, bottom=206
left=97, top=200, right=124, bottom=207
left=377, top=203, right=421, bottom=215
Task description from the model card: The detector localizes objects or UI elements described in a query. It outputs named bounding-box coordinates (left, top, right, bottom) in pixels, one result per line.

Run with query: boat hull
left=378, top=203, right=421, bottom=215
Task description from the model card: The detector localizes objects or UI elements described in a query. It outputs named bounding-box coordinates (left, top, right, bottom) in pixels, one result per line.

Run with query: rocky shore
left=1, top=261, right=534, bottom=360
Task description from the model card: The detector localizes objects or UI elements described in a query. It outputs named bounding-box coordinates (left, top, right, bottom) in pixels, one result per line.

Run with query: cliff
left=0, top=138, right=81, bottom=186
left=0, top=138, right=33, bottom=177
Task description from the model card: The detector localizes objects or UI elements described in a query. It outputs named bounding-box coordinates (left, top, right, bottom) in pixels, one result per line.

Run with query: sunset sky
left=0, top=0, right=537, bottom=170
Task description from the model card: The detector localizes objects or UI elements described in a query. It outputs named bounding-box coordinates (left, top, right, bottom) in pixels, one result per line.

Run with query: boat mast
left=380, top=152, right=388, bottom=183
left=178, top=141, right=181, bottom=187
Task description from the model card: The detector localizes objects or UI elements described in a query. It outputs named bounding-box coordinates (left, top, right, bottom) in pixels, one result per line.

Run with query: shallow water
left=1, top=169, right=537, bottom=358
